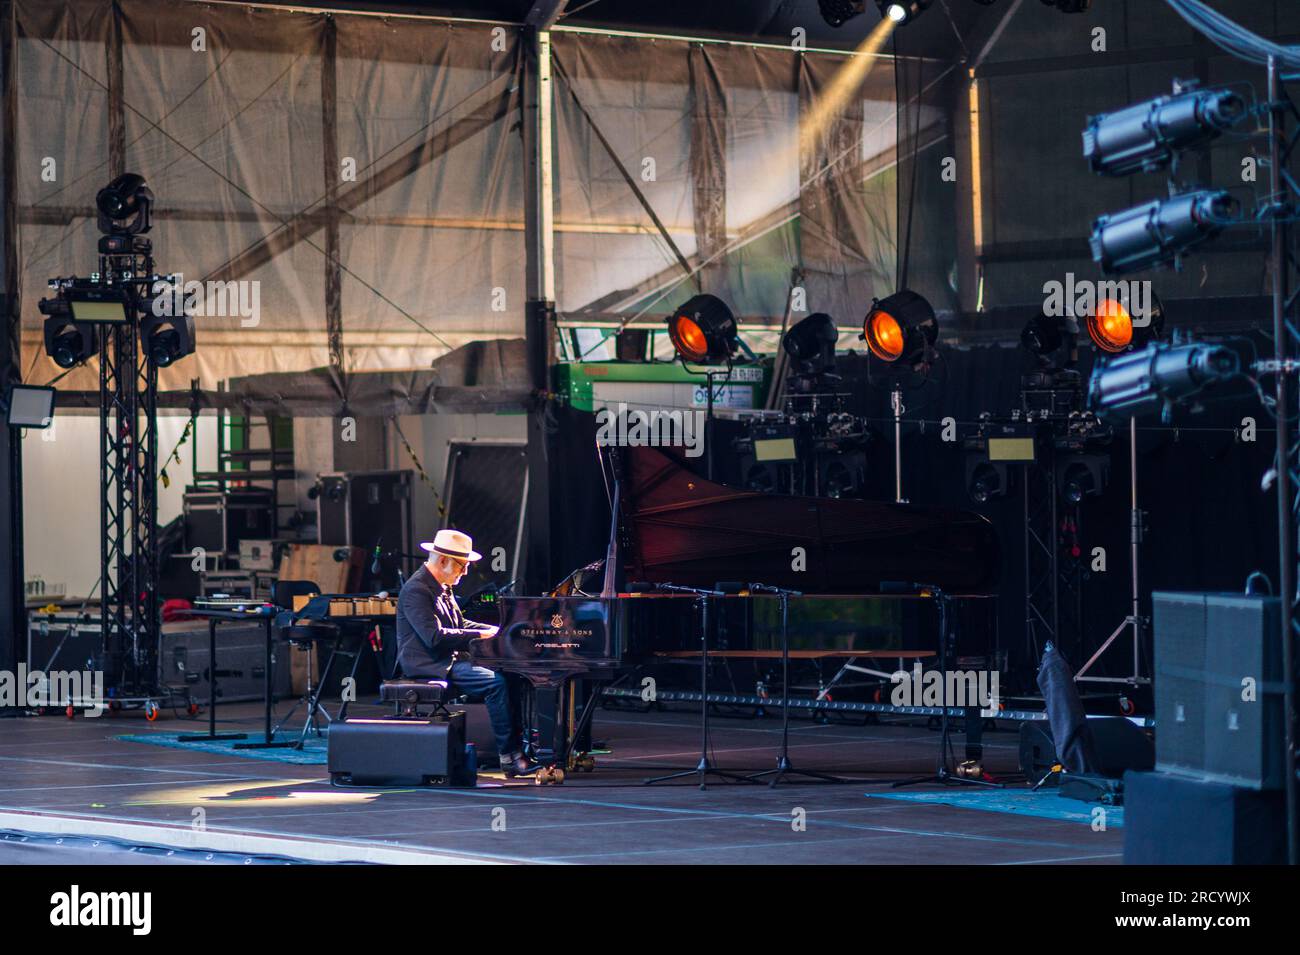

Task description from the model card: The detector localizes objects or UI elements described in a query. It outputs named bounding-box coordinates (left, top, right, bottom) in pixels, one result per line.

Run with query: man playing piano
left=395, top=529, right=537, bottom=777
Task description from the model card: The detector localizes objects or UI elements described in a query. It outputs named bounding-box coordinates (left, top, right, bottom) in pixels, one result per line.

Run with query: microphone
left=748, top=582, right=803, bottom=597
left=370, top=537, right=383, bottom=576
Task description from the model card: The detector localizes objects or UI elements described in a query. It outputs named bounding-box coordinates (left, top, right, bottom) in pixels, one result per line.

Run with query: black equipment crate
left=184, top=488, right=275, bottom=557
left=160, top=621, right=291, bottom=704
left=327, top=710, right=470, bottom=786
left=27, top=611, right=105, bottom=674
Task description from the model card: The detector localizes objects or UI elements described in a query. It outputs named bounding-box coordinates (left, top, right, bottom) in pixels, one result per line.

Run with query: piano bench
left=381, top=679, right=449, bottom=718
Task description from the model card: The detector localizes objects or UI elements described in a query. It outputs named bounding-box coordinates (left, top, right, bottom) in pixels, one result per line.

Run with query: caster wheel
left=872, top=688, right=882, bottom=703
left=1119, top=696, right=1136, bottom=716
left=65, top=705, right=76, bottom=719
left=187, top=702, right=200, bottom=717
left=144, top=701, right=160, bottom=722
left=575, top=755, right=596, bottom=773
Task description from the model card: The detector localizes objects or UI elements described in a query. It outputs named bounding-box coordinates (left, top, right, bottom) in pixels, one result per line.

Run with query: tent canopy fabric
left=11, top=0, right=950, bottom=414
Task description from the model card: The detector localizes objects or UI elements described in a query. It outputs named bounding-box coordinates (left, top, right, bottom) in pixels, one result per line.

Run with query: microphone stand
left=746, top=583, right=843, bottom=786
left=644, top=584, right=755, bottom=789
left=890, top=586, right=1000, bottom=790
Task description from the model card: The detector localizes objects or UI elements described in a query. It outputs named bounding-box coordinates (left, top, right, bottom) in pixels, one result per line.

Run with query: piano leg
left=528, top=684, right=569, bottom=785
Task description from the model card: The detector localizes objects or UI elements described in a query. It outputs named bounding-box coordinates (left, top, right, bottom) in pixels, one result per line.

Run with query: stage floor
left=0, top=701, right=1122, bottom=865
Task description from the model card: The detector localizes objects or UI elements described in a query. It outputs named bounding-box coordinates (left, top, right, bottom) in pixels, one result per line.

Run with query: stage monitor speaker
left=1152, top=592, right=1285, bottom=790
left=327, top=710, right=472, bottom=787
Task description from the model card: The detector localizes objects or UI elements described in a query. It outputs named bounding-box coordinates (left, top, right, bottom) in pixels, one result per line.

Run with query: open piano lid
left=611, top=445, right=1000, bottom=596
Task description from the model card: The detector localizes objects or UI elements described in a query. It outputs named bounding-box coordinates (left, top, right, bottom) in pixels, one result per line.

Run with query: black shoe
left=500, top=754, right=539, bottom=778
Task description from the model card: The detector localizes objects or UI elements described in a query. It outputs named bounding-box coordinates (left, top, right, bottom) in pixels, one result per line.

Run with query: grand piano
left=472, top=443, right=1001, bottom=781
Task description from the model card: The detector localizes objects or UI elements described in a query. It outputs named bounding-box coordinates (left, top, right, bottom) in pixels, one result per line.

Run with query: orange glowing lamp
left=1088, top=298, right=1133, bottom=353
left=861, top=289, right=937, bottom=367
left=666, top=294, right=742, bottom=365
left=669, top=314, right=709, bottom=363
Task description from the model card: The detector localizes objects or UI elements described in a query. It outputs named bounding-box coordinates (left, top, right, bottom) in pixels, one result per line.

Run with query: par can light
left=667, top=294, right=743, bottom=365
left=862, top=289, right=938, bottom=366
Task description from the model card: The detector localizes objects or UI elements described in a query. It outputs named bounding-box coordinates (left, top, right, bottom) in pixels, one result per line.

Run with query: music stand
left=889, top=588, right=1001, bottom=790
left=745, top=585, right=843, bottom=786
left=644, top=585, right=754, bottom=789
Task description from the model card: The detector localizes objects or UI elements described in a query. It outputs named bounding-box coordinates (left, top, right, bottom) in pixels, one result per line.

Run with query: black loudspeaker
left=1018, top=717, right=1153, bottom=784
left=1088, top=717, right=1155, bottom=779
left=315, top=470, right=412, bottom=587
left=1018, top=722, right=1058, bottom=784
left=1123, top=770, right=1286, bottom=864
left=1152, top=592, right=1285, bottom=789
left=327, top=710, right=472, bottom=786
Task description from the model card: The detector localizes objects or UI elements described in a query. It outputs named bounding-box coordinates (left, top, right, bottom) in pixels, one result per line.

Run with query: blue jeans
left=449, top=662, right=520, bottom=759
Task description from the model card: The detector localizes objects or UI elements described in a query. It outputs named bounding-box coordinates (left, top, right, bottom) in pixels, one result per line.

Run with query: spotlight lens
left=887, top=3, right=907, bottom=21
left=1089, top=298, right=1133, bottom=353
left=865, top=310, right=905, bottom=362
left=671, top=315, right=709, bottom=362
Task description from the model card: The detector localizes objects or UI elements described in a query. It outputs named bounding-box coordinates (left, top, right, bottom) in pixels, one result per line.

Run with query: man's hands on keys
left=476, top=626, right=500, bottom=639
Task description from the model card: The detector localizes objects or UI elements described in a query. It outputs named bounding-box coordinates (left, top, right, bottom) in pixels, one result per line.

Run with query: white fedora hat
left=419, top=528, right=482, bottom=562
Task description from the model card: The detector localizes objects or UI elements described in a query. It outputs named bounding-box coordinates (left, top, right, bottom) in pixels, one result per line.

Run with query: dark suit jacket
left=395, top=564, right=495, bottom=677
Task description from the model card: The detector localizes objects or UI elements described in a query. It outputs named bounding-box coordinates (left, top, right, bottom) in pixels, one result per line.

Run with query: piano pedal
left=956, top=759, right=983, bottom=780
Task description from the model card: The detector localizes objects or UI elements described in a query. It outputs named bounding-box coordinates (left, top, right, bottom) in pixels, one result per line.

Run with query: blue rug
left=116, top=732, right=328, bottom=765
left=869, top=788, right=1124, bottom=826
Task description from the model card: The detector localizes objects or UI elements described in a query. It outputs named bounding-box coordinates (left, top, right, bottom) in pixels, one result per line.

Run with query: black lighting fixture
left=1089, top=190, right=1239, bottom=275
left=966, top=459, right=1009, bottom=504
left=1087, top=339, right=1241, bottom=423
left=666, top=294, right=751, bottom=366
left=96, top=173, right=153, bottom=236
left=41, top=313, right=96, bottom=369
left=1084, top=83, right=1246, bottom=177
left=879, top=0, right=932, bottom=24
left=1084, top=290, right=1166, bottom=354
left=1021, top=312, right=1079, bottom=370
left=782, top=312, right=839, bottom=379
left=4, top=384, right=56, bottom=430
left=818, top=0, right=866, bottom=27
left=1059, top=456, right=1109, bottom=504
left=140, top=313, right=196, bottom=367
left=861, top=289, right=938, bottom=368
